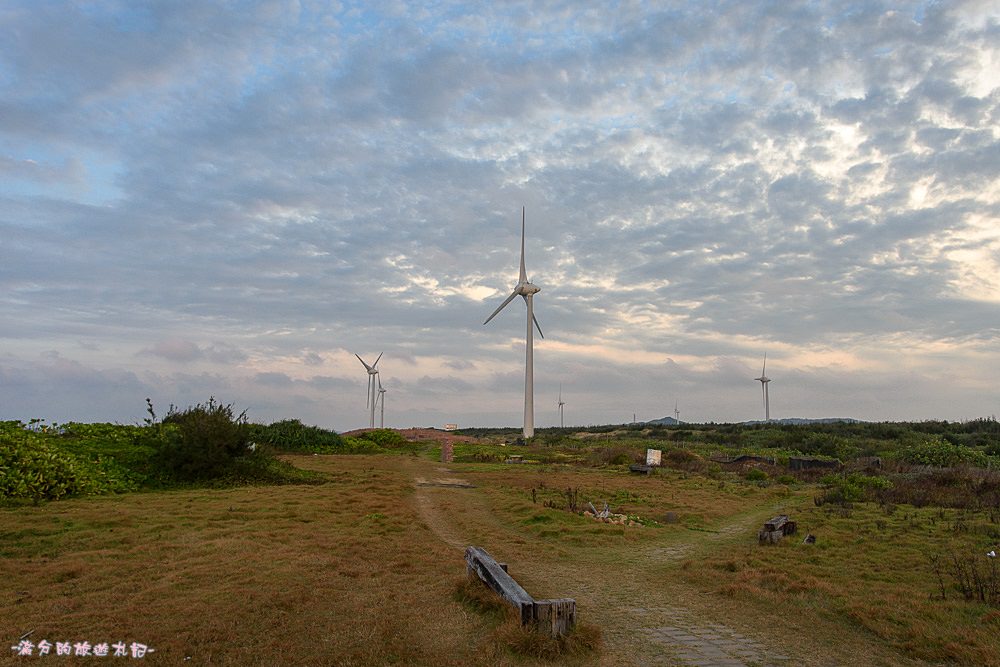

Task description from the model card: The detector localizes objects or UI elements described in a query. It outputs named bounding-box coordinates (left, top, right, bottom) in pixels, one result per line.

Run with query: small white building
left=443, top=423, right=458, bottom=431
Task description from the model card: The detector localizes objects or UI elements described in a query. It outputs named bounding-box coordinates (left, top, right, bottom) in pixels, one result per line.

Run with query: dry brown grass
left=678, top=499, right=1000, bottom=665
left=1, top=456, right=503, bottom=666
left=4, top=452, right=993, bottom=665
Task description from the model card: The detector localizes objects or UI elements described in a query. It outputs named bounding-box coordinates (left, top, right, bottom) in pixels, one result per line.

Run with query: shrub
left=815, top=473, right=892, bottom=506
left=339, top=436, right=384, bottom=454
left=663, top=448, right=706, bottom=472
left=0, top=431, right=98, bottom=503
left=898, top=437, right=990, bottom=468
left=745, top=469, right=769, bottom=482
left=248, top=419, right=343, bottom=453
left=589, top=445, right=641, bottom=466
left=355, top=429, right=407, bottom=448
left=154, top=398, right=252, bottom=481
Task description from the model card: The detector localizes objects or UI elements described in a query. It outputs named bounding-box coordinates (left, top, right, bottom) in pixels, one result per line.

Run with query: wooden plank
left=465, top=546, right=534, bottom=624
left=533, top=598, right=576, bottom=636
left=763, top=515, right=788, bottom=532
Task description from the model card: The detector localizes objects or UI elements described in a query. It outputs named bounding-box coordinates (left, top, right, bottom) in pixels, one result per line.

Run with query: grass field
left=3, top=451, right=998, bottom=665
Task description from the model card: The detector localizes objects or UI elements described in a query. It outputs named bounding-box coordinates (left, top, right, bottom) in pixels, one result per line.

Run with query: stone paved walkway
left=630, top=606, right=791, bottom=667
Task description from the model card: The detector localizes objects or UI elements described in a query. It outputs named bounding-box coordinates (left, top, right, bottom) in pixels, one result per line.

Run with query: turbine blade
left=520, top=294, right=545, bottom=338
left=367, top=375, right=372, bottom=409
left=483, top=289, right=518, bottom=325
left=355, top=353, right=373, bottom=372
left=373, top=352, right=383, bottom=368
left=762, top=352, right=767, bottom=375
left=377, top=375, right=383, bottom=390
left=519, top=206, right=527, bottom=284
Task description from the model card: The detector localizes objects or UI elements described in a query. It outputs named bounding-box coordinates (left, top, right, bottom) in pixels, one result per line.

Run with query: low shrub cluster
left=878, top=467, right=1000, bottom=510
left=814, top=472, right=892, bottom=506
left=588, top=445, right=642, bottom=466
left=2, top=398, right=327, bottom=504
left=896, top=436, right=991, bottom=468
left=0, top=421, right=142, bottom=503
left=248, top=419, right=344, bottom=453
left=353, top=428, right=408, bottom=448
left=929, top=552, right=1000, bottom=606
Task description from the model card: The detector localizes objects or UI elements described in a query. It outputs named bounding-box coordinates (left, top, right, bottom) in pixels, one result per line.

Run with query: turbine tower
left=754, top=354, right=771, bottom=422
left=483, top=207, right=544, bottom=439
left=355, top=352, right=382, bottom=428
left=376, top=376, right=387, bottom=428
left=674, top=401, right=680, bottom=423
left=558, top=384, right=565, bottom=428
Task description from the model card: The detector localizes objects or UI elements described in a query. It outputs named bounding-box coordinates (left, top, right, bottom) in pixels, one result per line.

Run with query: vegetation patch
left=455, top=578, right=603, bottom=660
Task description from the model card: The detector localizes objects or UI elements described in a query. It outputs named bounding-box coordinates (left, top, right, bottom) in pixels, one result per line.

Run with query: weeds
left=455, top=578, right=603, bottom=660
left=929, top=551, right=1000, bottom=605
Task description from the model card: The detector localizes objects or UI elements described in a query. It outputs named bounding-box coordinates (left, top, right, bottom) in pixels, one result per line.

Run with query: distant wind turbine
left=754, top=354, right=771, bottom=422
left=558, top=384, right=565, bottom=428
left=355, top=352, right=382, bottom=428
left=376, top=375, right=387, bottom=428
left=674, top=401, right=680, bottom=423
left=483, top=207, right=544, bottom=439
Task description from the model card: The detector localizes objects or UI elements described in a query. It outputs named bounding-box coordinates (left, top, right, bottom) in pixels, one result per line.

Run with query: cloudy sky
left=2, top=1, right=999, bottom=430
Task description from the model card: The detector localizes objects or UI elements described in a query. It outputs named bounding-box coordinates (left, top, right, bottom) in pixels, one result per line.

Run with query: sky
left=1, top=1, right=999, bottom=430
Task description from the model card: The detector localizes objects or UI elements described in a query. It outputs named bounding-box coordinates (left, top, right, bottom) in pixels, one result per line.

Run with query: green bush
left=0, top=432, right=95, bottom=503
left=154, top=398, right=253, bottom=481
left=897, top=437, right=990, bottom=468
left=816, top=472, right=892, bottom=506
left=354, top=429, right=407, bottom=447
left=744, top=468, right=768, bottom=482
left=248, top=419, right=344, bottom=453
left=339, top=436, right=385, bottom=454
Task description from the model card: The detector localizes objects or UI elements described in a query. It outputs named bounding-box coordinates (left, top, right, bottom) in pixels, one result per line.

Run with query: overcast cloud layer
left=2, top=1, right=999, bottom=429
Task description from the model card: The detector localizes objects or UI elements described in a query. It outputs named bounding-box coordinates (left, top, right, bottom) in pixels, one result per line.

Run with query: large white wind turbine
left=558, top=384, right=565, bottom=428
left=754, top=354, right=771, bottom=422
left=355, top=352, right=382, bottom=428
left=483, top=207, right=544, bottom=439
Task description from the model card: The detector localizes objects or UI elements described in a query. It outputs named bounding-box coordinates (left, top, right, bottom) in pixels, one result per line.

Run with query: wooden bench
left=465, top=546, right=576, bottom=637
left=758, top=514, right=797, bottom=544
left=629, top=463, right=652, bottom=475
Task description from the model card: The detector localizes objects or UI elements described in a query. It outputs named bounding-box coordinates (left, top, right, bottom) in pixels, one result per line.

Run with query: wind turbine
left=376, top=376, right=387, bottom=428
left=483, top=206, right=544, bottom=439
left=558, top=384, right=565, bottom=428
left=674, top=401, right=680, bottom=423
left=754, top=354, right=771, bottom=422
left=355, top=352, right=382, bottom=428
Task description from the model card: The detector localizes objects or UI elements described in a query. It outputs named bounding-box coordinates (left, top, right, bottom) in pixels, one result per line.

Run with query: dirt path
left=412, top=480, right=467, bottom=550
left=405, top=458, right=796, bottom=666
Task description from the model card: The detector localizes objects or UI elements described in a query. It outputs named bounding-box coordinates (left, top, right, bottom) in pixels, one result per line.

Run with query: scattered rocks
left=583, top=510, right=642, bottom=527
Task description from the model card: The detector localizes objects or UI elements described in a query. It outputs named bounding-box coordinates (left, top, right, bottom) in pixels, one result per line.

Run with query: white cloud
left=1, top=0, right=999, bottom=428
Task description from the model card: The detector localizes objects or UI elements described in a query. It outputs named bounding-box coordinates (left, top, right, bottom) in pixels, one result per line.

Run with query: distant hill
left=644, top=416, right=862, bottom=426
left=744, top=418, right=862, bottom=426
